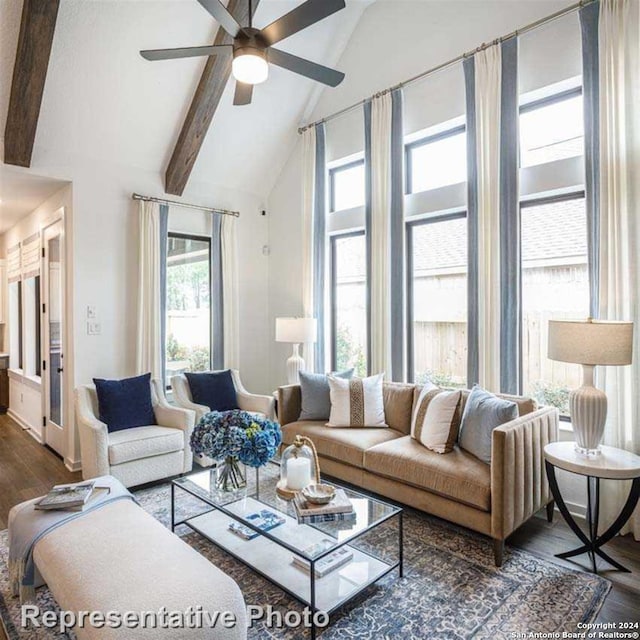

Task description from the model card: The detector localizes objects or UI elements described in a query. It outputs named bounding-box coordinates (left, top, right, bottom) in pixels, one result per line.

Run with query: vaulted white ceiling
left=0, top=0, right=372, bottom=199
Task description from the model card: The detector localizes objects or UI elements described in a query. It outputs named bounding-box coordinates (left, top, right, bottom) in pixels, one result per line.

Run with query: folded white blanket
left=8, top=475, right=136, bottom=602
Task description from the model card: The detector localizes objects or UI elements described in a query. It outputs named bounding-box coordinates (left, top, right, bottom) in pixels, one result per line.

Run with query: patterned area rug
left=0, top=471, right=610, bottom=640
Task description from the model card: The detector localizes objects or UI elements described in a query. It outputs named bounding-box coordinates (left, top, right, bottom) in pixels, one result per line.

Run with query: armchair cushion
left=108, top=426, right=185, bottom=465
left=93, top=373, right=155, bottom=433
left=185, top=370, right=239, bottom=412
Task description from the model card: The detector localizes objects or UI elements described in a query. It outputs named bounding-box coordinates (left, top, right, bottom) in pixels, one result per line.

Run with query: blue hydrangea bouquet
left=190, top=410, right=282, bottom=492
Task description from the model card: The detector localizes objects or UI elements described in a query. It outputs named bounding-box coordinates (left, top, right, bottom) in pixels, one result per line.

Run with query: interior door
left=42, top=220, right=65, bottom=456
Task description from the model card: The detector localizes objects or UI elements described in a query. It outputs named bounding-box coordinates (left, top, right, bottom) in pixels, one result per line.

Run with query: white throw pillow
left=410, top=382, right=462, bottom=453
left=326, top=373, right=387, bottom=428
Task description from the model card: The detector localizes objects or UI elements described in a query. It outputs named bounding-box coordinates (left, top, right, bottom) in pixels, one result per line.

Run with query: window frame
left=35, top=275, right=41, bottom=377
left=329, top=229, right=367, bottom=372
left=329, top=159, right=365, bottom=213
left=518, top=86, right=583, bottom=168
left=405, top=209, right=467, bottom=383
left=405, top=124, right=466, bottom=195
left=165, top=231, right=213, bottom=388
left=519, top=188, right=586, bottom=420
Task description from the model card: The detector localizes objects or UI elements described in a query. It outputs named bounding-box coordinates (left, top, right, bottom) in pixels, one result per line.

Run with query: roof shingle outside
left=336, top=197, right=586, bottom=280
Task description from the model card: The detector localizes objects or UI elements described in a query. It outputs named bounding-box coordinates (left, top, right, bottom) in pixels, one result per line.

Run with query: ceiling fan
left=140, top=0, right=347, bottom=106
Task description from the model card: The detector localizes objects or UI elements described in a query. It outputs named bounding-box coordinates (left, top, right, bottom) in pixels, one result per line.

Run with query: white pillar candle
left=287, top=457, right=312, bottom=491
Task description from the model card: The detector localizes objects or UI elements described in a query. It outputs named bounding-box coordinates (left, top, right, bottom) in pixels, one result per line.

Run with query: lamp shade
left=548, top=319, right=633, bottom=365
left=275, top=317, right=317, bottom=344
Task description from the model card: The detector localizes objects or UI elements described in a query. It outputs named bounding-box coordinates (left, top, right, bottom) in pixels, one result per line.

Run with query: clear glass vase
left=215, top=456, right=247, bottom=493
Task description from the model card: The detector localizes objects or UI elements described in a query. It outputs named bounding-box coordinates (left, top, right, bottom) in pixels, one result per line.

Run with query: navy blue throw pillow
left=93, top=373, right=155, bottom=433
left=185, top=370, right=239, bottom=411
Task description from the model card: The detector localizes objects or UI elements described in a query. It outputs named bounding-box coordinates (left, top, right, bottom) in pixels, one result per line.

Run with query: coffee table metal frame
left=170, top=465, right=403, bottom=639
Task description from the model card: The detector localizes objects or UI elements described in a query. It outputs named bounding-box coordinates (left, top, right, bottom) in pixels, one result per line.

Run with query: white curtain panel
left=135, top=200, right=163, bottom=379
left=221, top=214, right=240, bottom=370
left=474, top=44, right=502, bottom=393
left=301, top=127, right=317, bottom=371
left=369, top=92, right=393, bottom=377
left=598, top=0, right=640, bottom=539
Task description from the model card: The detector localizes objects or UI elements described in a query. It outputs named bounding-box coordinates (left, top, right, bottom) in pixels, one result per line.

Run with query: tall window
left=520, top=88, right=584, bottom=167
left=331, top=232, right=367, bottom=376
left=405, top=126, right=466, bottom=194
left=407, top=213, right=468, bottom=386
left=329, top=159, right=365, bottom=212
left=521, top=193, right=588, bottom=416
left=165, top=234, right=211, bottom=382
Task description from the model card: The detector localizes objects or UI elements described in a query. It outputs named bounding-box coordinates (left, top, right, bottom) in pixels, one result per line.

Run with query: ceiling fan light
left=232, top=51, right=268, bottom=85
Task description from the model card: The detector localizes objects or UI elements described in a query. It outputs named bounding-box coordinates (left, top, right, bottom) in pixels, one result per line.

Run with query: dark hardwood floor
left=0, top=412, right=639, bottom=638
left=0, top=413, right=80, bottom=529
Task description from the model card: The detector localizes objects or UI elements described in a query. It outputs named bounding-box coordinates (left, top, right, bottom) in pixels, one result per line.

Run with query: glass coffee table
left=171, top=464, right=403, bottom=638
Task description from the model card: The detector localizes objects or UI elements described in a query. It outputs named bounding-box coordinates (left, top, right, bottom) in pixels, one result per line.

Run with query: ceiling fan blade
left=140, top=44, right=232, bottom=61
left=260, top=0, right=346, bottom=46
left=268, top=48, right=345, bottom=87
left=195, top=0, right=243, bottom=38
left=233, top=81, right=253, bottom=106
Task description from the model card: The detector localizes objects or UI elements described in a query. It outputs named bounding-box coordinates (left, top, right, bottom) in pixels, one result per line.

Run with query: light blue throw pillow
left=299, top=369, right=354, bottom=421
left=458, top=385, right=518, bottom=464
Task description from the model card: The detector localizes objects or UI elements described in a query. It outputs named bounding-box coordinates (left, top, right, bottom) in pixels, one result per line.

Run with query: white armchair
left=171, top=369, right=275, bottom=422
left=171, top=370, right=275, bottom=468
left=75, top=378, right=196, bottom=488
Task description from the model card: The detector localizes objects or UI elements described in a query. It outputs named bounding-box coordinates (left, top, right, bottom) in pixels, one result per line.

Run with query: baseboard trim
left=7, top=409, right=37, bottom=436
left=65, top=458, right=82, bottom=473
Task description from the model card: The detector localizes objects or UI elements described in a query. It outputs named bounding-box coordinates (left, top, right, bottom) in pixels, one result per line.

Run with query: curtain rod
left=132, top=193, right=240, bottom=217
left=298, top=0, right=595, bottom=134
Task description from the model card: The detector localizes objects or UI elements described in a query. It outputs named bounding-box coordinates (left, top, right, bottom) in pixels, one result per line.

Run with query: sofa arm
left=278, top=385, right=302, bottom=426
left=491, top=406, right=559, bottom=541
left=75, top=387, right=110, bottom=480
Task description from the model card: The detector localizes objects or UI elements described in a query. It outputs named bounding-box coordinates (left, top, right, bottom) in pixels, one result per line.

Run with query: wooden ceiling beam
left=164, top=0, right=260, bottom=196
left=4, top=0, right=60, bottom=168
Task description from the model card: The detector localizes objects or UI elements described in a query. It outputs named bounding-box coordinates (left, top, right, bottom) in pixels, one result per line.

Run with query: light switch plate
left=87, top=321, right=101, bottom=335
left=87, top=305, right=97, bottom=319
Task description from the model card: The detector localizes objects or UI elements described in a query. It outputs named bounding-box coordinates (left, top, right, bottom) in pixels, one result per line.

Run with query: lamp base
left=286, top=343, right=305, bottom=385
left=570, top=364, right=607, bottom=457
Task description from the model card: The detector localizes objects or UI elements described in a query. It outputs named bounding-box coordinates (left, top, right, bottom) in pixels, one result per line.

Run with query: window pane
left=166, top=236, right=211, bottom=382
left=333, top=234, right=367, bottom=376
left=332, top=162, right=365, bottom=211
left=521, top=197, right=589, bottom=416
left=409, top=131, right=466, bottom=193
left=410, top=216, right=467, bottom=386
left=520, top=94, right=584, bottom=167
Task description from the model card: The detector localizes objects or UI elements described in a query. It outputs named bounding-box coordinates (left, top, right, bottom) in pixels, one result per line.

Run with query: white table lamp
left=275, top=317, right=317, bottom=384
left=548, top=319, right=633, bottom=456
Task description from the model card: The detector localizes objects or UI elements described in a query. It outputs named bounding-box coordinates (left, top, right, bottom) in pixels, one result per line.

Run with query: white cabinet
left=0, top=259, right=5, bottom=324
left=8, top=370, right=43, bottom=441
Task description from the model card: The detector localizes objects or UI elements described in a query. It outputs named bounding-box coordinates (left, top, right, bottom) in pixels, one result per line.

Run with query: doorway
left=42, top=219, right=65, bottom=456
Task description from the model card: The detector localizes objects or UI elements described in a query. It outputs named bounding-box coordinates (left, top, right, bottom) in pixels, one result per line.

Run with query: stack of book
left=292, top=539, right=354, bottom=578
left=34, top=481, right=109, bottom=512
left=293, top=489, right=355, bottom=525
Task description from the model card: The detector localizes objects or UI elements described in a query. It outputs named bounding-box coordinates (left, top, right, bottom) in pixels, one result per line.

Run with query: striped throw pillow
left=410, top=382, right=462, bottom=453
left=326, top=373, right=387, bottom=428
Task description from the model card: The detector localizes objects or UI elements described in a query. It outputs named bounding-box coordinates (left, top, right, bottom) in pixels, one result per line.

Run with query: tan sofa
left=278, top=382, right=559, bottom=566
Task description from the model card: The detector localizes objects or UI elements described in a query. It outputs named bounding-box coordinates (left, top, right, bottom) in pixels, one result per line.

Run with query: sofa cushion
left=93, top=373, right=155, bottom=433
left=185, top=370, right=239, bottom=412
left=108, top=426, right=184, bottom=465
left=364, top=436, right=491, bottom=511
left=459, top=385, right=519, bottom=464
left=382, top=382, right=415, bottom=435
left=327, top=373, right=387, bottom=427
left=281, top=421, right=403, bottom=469
left=410, top=383, right=462, bottom=453
left=299, top=369, right=353, bottom=421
